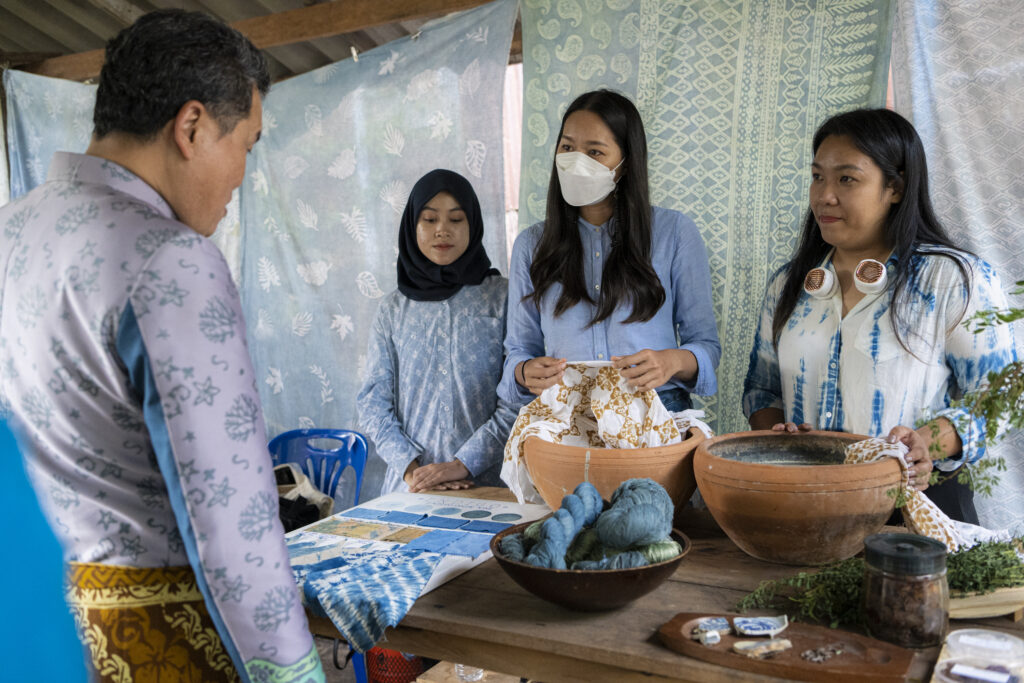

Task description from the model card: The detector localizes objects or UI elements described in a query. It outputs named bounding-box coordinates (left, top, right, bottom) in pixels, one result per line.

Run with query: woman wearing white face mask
left=498, top=90, right=721, bottom=412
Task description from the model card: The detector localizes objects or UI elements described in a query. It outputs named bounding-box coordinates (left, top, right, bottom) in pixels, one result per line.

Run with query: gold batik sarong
left=65, top=562, right=240, bottom=683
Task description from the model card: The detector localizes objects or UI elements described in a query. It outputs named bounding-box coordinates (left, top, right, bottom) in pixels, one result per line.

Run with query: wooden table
left=307, top=487, right=1024, bottom=683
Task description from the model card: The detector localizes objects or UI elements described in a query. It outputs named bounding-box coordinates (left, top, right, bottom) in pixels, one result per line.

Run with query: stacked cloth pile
left=502, top=363, right=712, bottom=504
left=845, top=438, right=1009, bottom=551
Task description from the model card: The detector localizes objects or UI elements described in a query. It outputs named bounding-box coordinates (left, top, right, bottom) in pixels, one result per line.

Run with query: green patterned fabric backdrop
left=519, top=0, right=893, bottom=432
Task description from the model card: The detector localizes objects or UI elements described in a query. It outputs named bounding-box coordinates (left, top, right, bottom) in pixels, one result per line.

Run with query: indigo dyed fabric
left=891, top=0, right=1024, bottom=530
left=358, top=276, right=517, bottom=494
left=300, top=548, right=442, bottom=653
left=240, top=0, right=518, bottom=500
left=3, top=70, right=94, bottom=200
left=518, top=0, right=893, bottom=432
left=744, top=248, right=1016, bottom=470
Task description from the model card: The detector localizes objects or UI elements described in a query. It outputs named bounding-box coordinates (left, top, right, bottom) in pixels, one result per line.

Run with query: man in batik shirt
left=0, top=10, right=325, bottom=682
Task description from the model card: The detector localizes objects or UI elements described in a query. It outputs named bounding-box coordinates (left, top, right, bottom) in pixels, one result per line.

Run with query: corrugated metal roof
left=0, top=0, right=517, bottom=82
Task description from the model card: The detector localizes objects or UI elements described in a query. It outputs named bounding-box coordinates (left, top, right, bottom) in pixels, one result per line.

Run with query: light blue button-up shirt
left=358, top=275, right=517, bottom=494
left=499, top=206, right=721, bottom=405
left=743, top=247, right=1017, bottom=469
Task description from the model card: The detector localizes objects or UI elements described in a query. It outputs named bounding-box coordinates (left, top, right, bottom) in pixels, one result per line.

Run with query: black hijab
left=397, top=169, right=499, bottom=301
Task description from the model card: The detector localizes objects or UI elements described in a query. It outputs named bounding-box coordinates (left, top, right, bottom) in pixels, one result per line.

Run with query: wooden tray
left=658, top=612, right=915, bottom=682
left=950, top=585, right=1024, bottom=620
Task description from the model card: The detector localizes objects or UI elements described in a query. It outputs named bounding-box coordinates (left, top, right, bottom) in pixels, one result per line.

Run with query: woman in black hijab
left=358, top=170, right=516, bottom=494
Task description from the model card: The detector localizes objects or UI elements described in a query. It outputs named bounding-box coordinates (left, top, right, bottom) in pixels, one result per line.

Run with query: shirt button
left=597, top=354, right=604, bottom=359
left=594, top=284, right=600, bottom=291
left=441, top=368, right=448, bottom=375
left=595, top=251, right=600, bottom=258
left=825, top=411, right=833, bottom=418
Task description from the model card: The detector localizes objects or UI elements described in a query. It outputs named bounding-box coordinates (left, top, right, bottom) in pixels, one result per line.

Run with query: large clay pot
left=523, top=431, right=705, bottom=517
left=694, top=430, right=902, bottom=565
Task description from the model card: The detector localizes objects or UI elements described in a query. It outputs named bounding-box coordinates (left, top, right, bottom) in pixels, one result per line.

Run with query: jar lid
left=946, top=629, right=1024, bottom=665
left=864, top=533, right=946, bottom=575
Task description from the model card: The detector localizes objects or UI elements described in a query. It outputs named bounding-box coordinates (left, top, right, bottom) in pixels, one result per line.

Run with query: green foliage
left=737, top=537, right=1024, bottom=629
left=947, top=537, right=1024, bottom=594
left=736, top=558, right=865, bottom=629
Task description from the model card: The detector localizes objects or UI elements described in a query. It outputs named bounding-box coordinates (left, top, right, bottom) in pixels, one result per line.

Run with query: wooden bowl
left=490, top=523, right=691, bottom=611
left=694, top=431, right=902, bottom=565
left=522, top=431, right=705, bottom=518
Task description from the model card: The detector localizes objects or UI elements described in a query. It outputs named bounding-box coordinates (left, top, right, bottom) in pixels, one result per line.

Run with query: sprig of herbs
left=736, top=558, right=865, bottom=629
left=736, top=537, right=1024, bottom=628
left=948, top=538, right=1024, bottom=594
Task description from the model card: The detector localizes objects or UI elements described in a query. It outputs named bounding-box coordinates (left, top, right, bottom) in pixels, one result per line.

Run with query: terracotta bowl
left=490, top=523, right=692, bottom=611
left=694, top=430, right=902, bottom=566
left=522, top=431, right=705, bottom=519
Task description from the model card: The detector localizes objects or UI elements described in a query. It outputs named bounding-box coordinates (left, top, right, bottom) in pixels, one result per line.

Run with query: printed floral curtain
left=3, top=0, right=518, bottom=502
left=518, top=0, right=894, bottom=434
left=892, top=0, right=1024, bottom=531
left=239, top=0, right=518, bottom=500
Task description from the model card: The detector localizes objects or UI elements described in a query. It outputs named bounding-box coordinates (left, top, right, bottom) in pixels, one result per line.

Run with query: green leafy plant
left=737, top=537, right=1024, bottom=629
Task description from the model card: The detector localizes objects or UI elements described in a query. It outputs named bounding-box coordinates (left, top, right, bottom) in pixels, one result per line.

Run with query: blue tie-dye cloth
left=295, top=547, right=441, bottom=653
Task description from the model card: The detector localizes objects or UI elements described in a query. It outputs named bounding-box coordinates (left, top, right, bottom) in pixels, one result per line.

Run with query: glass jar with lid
left=862, top=533, right=948, bottom=648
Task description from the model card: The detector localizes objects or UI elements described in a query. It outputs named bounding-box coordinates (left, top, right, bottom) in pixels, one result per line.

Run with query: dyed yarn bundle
left=499, top=479, right=682, bottom=570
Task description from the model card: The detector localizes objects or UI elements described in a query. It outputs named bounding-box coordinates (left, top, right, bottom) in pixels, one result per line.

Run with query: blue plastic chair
left=268, top=428, right=368, bottom=506
left=268, top=428, right=369, bottom=683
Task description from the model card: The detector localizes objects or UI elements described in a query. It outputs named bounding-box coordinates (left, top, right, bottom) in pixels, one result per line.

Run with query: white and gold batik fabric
left=845, top=438, right=1008, bottom=552
left=502, top=363, right=712, bottom=504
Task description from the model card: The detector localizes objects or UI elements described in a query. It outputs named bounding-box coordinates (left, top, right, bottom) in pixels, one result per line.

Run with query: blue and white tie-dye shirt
left=358, top=274, right=517, bottom=494
left=743, top=247, right=1017, bottom=470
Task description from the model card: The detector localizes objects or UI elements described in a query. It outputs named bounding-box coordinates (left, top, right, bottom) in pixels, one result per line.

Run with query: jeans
left=656, top=387, right=692, bottom=412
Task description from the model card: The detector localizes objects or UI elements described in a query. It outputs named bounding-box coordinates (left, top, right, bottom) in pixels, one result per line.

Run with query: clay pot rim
left=524, top=430, right=706, bottom=455
left=696, top=429, right=895, bottom=472
left=490, top=522, right=692, bottom=574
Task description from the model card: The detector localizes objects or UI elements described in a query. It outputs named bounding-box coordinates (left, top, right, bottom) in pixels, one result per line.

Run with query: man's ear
left=172, top=100, right=206, bottom=160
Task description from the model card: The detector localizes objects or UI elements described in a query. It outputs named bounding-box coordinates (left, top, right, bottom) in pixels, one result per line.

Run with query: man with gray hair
left=0, top=10, right=325, bottom=681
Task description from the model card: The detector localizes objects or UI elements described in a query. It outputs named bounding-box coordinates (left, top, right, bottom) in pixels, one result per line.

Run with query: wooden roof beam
left=21, top=0, right=495, bottom=82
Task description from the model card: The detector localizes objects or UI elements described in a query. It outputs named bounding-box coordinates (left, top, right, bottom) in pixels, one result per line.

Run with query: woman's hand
left=612, top=349, right=696, bottom=392
left=771, top=422, right=814, bottom=433
left=888, top=425, right=933, bottom=491
left=405, top=460, right=473, bottom=493
left=517, top=356, right=567, bottom=395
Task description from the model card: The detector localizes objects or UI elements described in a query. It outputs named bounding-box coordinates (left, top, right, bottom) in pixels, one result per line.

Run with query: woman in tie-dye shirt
left=743, top=109, right=1016, bottom=524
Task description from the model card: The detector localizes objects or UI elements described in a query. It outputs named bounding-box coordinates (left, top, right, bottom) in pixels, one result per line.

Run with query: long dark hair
left=527, top=90, right=665, bottom=325
left=772, top=108, right=971, bottom=350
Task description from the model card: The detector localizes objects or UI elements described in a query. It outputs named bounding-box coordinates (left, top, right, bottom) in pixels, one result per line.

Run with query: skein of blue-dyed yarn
left=596, top=478, right=673, bottom=549
left=498, top=533, right=528, bottom=562
left=571, top=551, right=649, bottom=570
left=524, top=482, right=602, bottom=569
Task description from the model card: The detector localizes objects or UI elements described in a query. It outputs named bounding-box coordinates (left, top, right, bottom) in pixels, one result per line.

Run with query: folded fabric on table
left=298, top=547, right=442, bottom=652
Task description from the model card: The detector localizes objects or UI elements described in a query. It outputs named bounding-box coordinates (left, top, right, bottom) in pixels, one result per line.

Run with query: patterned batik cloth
left=502, top=364, right=713, bottom=504
left=65, top=563, right=240, bottom=683
left=844, top=438, right=1008, bottom=552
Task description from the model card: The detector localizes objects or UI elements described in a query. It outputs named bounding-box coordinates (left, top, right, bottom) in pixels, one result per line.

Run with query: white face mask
left=555, top=151, right=623, bottom=207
